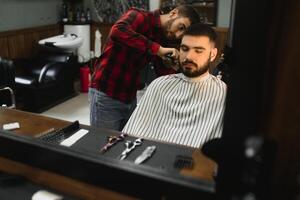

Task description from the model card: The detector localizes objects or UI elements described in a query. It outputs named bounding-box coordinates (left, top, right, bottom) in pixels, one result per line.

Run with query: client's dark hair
left=176, top=5, right=200, bottom=25
left=184, top=23, right=218, bottom=46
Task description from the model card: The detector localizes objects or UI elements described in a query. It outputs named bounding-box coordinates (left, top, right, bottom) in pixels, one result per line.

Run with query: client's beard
left=179, top=58, right=211, bottom=78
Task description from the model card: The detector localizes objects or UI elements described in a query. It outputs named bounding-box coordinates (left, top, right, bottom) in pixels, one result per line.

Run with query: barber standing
left=89, top=5, right=200, bottom=131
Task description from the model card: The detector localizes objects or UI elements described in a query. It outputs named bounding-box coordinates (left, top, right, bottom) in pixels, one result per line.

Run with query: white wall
left=150, top=0, right=160, bottom=11
left=217, top=0, right=232, bottom=28
left=0, top=0, right=62, bottom=32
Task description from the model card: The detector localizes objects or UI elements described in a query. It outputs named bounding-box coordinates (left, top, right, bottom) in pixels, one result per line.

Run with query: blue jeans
left=89, top=88, right=136, bottom=131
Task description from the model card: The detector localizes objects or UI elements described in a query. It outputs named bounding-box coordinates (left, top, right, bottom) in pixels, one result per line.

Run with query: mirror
left=3, top=0, right=296, bottom=199
left=0, top=1, right=231, bottom=195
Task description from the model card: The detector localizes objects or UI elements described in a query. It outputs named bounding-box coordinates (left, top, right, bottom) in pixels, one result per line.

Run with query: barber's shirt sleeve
left=109, top=8, right=160, bottom=55
left=152, top=56, right=177, bottom=76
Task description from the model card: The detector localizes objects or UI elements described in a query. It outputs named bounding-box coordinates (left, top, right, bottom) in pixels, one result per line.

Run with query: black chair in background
left=14, top=51, right=79, bottom=113
left=0, top=57, right=16, bottom=109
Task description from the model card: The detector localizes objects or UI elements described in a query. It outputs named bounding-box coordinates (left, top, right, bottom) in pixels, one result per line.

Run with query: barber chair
left=14, top=51, right=78, bottom=113
left=0, top=57, right=16, bottom=108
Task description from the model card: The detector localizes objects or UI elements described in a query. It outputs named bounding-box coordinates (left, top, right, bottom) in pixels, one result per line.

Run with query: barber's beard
left=180, top=57, right=211, bottom=78
left=164, top=18, right=177, bottom=40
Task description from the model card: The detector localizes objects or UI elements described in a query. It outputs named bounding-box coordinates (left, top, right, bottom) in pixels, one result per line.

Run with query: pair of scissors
left=119, top=138, right=143, bottom=160
left=100, top=133, right=127, bottom=154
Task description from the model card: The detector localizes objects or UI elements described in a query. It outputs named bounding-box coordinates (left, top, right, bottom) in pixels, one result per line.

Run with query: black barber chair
left=14, top=51, right=78, bottom=113
left=0, top=57, right=16, bottom=108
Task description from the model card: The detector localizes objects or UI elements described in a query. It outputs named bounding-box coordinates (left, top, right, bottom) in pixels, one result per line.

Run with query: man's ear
left=169, top=8, right=179, bottom=18
left=210, top=47, right=218, bottom=62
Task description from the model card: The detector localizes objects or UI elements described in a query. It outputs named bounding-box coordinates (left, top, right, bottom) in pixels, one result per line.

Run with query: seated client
left=122, top=24, right=227, bottom=148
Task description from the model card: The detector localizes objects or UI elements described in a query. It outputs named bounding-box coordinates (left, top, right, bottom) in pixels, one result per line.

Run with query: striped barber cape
left=122, top=73, right=227, bottom=148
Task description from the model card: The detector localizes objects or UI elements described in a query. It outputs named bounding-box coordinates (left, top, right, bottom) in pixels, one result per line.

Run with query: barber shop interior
left=0, top=0, right=299, bottom=199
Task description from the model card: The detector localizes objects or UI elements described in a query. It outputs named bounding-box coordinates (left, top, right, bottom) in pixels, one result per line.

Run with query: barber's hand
left=157, top=47, right=180, bottom=71
left=157, top=47, right=179, bottom=60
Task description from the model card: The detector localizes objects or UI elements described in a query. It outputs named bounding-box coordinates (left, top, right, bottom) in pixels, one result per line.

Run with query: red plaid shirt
left=90, top=8, right=175, bottom=103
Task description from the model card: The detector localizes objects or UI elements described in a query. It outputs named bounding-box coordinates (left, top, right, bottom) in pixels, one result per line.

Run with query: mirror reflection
left=0, top=0, right=230, bottom=199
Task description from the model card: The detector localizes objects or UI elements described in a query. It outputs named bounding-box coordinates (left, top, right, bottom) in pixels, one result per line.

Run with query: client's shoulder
left=209, top=74, right=227, bottom=90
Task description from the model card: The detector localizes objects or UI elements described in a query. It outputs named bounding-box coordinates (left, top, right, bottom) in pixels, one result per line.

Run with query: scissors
left=100, top=133, right=127, bottom=154
left=119, top=138, right=143, bottom=160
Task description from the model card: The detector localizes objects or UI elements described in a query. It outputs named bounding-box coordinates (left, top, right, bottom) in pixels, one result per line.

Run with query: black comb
left=37, top=121, right=80, bottom=144
left=174, top=155, right=194, bottom=169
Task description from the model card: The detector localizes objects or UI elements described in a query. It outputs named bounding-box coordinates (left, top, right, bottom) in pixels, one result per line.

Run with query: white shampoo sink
left=39, top=34, right=83, bottom=50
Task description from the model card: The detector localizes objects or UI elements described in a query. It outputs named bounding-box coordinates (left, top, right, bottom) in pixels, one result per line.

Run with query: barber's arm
left=110, top=8, right=160, bottom=55
left=110, top=8, right=179, bottom=73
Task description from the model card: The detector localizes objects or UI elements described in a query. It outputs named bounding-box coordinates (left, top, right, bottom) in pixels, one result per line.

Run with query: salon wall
left=0, top=0, right=232, bottom=32
left=0, top=0, right=62, bottom=32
